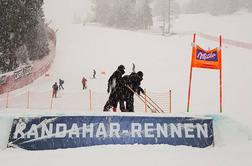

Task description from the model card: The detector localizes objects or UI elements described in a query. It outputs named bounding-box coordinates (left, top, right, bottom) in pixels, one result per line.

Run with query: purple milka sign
left=196, top=49, right=218, bottom=62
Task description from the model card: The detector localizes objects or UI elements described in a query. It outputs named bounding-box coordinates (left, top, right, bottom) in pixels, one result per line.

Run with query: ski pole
left=126, top=86, right=159, bottom=113
left=143, top=93, right=164, bottom=113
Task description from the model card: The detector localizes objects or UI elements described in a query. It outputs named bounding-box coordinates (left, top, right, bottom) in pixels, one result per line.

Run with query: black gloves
left=137, top=87, right=144, bottom=95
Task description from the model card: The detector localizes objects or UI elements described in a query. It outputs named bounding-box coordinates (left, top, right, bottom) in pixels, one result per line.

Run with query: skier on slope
left=82, top=76, right=87, bottom=89
left=52, top=82, right=59, bottom=98
left=59, top=78, right=64, bottom=90
left=93, top=69, right=96, bottom=79
left=103, top=65, right=125, bottom=112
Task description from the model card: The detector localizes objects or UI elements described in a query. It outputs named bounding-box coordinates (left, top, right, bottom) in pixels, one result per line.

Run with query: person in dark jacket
left=93, top=69, right=96, bottom=79
left=103, top=65, right=125, bottom=112
left=121, top=71, right=144, bottom=112
left=82, top=77, right=87, bottom=89
left=59, top=79, right=64, bottom=90
left=52, top=82, right=59, bottom=98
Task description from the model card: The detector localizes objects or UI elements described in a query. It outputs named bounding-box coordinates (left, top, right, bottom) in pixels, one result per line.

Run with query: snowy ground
left=1, top=11, right=252, bottom=166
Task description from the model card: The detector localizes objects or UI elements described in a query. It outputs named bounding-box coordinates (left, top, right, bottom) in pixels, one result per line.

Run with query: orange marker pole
left=6, top=91, right=9, bottom=108
left=169, top=90, right=172, bottom=113
left=187, top=33, right=196, bottom=112
left=50, top=92, right=53, bottom=110
left=27, top=89, right=30, bottom=109
left=89, top=89, right=92, bottom=111
left=144, top=89, right=147, bottom=113
left=219, top=35, right=223, bottom=113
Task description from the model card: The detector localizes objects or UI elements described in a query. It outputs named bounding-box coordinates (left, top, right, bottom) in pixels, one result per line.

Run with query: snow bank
left=0, top=116, right=13, bottom=150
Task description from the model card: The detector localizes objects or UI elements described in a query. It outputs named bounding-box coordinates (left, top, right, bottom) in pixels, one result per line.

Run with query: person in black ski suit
left=103, top=65, right=125, bottom=112
left=52, top=82, right=59, bottom=98
left=59, top=79, right=64, bottom=90
left=121, top=71, right=144, bottom=112
left=82, top=76, right=87, bottom=89
left=93, top=69, right=96, bottom=79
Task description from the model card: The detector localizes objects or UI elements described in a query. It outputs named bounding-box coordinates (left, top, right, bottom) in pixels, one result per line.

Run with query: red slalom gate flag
left=191, top=45, right=221, bottom=70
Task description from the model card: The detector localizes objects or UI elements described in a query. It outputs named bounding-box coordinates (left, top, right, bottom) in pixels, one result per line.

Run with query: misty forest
left=1, top=0, right=252, bottom=73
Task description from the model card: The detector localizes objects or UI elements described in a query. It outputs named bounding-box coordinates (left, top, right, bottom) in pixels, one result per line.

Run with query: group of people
left=51, top=65, right=143, bottom=113
left=52, top=78, right=64, bottom=98
left=52, top=75, right=88, bottom=99
left=103, top=65, right=144, bottom=112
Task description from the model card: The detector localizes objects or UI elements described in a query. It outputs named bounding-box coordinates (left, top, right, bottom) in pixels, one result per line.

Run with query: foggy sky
left=42, top=0, right=189, bottom=27
left=43, top=0, right=91, bottom=26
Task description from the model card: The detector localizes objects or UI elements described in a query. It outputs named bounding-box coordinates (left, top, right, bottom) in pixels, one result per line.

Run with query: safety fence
left=0, top=28, right=56, bottom=94
left=199, top=33, right=252, bottom=50
left=0, top=90, right=172, bottom=113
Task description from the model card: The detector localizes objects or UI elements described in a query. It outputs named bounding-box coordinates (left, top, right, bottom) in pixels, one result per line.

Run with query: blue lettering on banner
left=8, top=116, right=214, bottom=150
left=196, top=49, right=218, bottom=62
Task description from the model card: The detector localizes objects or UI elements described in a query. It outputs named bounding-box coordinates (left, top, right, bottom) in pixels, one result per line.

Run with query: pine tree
left=153, top=0, right=179, bottom=34
left=91, top=0, right=153, bottom=30
left=182, top=0, right=248, bottom=15
left=0, top=0, right=49, bottom=73
left=0, top=0, right=22, bottom=72
left=22, top=0, right=49, bottom=60
left=141, top=0, right=153, bottom=29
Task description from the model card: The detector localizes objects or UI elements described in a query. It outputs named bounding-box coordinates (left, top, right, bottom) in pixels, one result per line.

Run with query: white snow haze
left=43, top=0, right=91, bottom=26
